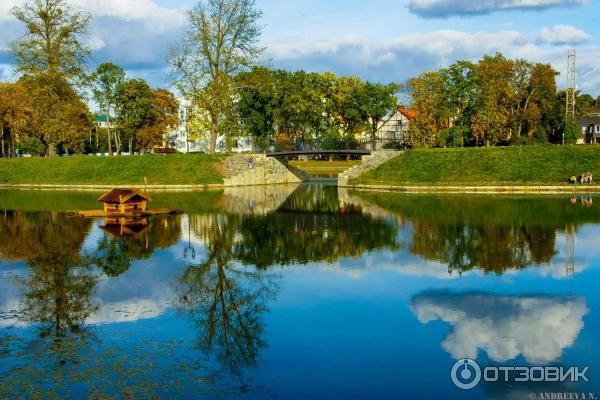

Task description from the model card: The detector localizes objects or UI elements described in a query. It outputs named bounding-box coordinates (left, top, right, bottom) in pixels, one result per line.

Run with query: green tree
left=348, top=82, right=400, bottom=148
left=169, top=0, right=264, bottom=153
left=91, top=63, right=126, bottom=155
left=405, top=72, right=446, bottom=148
left=9, top=0, right=92, bottom=156
left=9, top=0, right=91, bottom=85
left=524, top=63, right=558, bottom=142
left=235, top=67, right=278, bottom=146
left=115, top=79, right=154, bottom=152
left=136, top=89, right=179, bottom=151
left=114, top=80, right=179, bottom=152
left=440, top=61, right=476, bottom=147
left=0, top=81, right=30, bottom=157
left=331, top=75, right=366, bottom=136
left=22, top=74, right=91, bottom=155
left=471, top=54, right=513, bottom=146
left=563, top=116, right=579, bottom=144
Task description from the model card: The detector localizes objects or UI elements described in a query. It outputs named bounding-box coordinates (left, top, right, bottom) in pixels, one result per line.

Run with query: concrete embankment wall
left=223, top=154, right=309, bottom=186
left=338, top=151, right=403, bottom=187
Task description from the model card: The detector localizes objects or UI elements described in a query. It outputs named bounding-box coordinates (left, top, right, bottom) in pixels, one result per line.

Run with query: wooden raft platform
left=77, top=208, right=182, bottom=218
left=75, top=188, right=183, bottom=218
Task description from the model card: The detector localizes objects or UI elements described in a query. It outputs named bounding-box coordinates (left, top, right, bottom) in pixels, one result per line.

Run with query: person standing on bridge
left=247, top=157, right=254, bottom=169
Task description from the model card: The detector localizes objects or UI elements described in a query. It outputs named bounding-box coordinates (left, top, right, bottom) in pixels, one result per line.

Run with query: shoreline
left=0, top=183, right=226, bottom=192
left=2, top=181, right=600, bottom=194
left=340, top=184, right=600, bottom=194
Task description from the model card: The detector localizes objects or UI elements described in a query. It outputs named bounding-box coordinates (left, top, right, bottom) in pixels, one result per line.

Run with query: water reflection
left=176, top=215, right=278, bottom=374
left=351, top=192, right=600, bottom=275
left=411, top=291, right=588, bottom=364
left=0, top=211, right=96, bottom=335
left=0, top=187, right=599, bottom=398
left=94, top=216, right=181, bottom=277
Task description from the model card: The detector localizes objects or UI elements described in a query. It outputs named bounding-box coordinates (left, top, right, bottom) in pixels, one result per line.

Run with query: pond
left=0, top=184, right=599, bottom=399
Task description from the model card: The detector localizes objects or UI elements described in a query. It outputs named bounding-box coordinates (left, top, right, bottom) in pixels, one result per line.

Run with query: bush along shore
left=350, top=145, right=600, bottom=189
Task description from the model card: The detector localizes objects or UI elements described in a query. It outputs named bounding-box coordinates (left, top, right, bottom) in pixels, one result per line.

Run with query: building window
left=596, top=124, right=600, bottom=134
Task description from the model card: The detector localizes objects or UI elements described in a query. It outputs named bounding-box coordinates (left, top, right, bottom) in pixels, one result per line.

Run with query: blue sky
left=1, top=0, right=599, bottom=95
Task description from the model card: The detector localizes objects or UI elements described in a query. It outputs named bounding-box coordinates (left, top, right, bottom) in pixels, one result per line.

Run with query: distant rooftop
left=398, top=106, right=416, bottom=121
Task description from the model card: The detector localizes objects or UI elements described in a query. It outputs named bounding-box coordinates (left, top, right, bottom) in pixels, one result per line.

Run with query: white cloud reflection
left=411, top=291, right=589, bottom=364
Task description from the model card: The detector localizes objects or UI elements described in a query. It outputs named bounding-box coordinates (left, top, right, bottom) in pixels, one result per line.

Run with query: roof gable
left=399, top=107, right=416, bottom=121
left=98, top=188, right=151, bottom=204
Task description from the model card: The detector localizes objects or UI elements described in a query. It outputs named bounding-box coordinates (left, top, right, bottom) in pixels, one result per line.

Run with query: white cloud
left=268, top=29, right=600, bottom=94
left=539, top=24, right=592, bottom=45
left=86, top=33, right=106, bottom=51
left=0, top=0, right=20, bottom=21
left=1, top=0, right=187, bottom=29
left=0, top=64, right=15, bottom=81
left=407, top=0, right=587, bottom=18
left=0, top=0, right=187, bottom=87
left=411, top=291, right=589, bottom=364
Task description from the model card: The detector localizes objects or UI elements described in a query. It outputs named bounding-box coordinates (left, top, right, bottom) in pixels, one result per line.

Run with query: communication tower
left=566, top=49, right=576, bottom=119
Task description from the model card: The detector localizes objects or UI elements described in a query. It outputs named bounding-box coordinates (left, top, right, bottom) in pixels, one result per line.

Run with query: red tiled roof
left=398, top=107, right=417, bottom=121
left=98, top=189, right=151, bottom=204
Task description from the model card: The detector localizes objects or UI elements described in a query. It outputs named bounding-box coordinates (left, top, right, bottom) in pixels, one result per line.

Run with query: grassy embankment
left=0, top=154, right=225, bottom=186
left=352, top=145, right=600, bottom=186
left=289, top=160, right=360, bottom=177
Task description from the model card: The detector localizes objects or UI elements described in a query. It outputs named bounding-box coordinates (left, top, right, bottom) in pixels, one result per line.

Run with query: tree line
left=168, top=0, right=400, bottom=153
left=191, top=67, right=400, bottom=151
left=2, top=0, right=599, bottom=157
left=0, top=0, right=178, bottom=157
left=406, top=54, right=600, bottom=148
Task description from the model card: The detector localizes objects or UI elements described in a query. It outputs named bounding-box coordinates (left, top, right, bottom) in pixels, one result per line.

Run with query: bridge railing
left=257, top=138, right=404, bottom=154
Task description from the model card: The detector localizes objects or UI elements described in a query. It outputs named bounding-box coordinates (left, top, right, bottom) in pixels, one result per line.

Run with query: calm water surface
left=0, top=184, right=599, bottom=399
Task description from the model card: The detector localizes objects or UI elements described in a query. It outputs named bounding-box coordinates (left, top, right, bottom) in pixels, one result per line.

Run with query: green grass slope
left=0, top=154, right=225, bottom=185
left=352, top=145, right=600, bottom=186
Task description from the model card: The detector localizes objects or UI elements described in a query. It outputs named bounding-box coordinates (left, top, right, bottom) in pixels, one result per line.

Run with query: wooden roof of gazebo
left=98, top=189, right=152, bottom=204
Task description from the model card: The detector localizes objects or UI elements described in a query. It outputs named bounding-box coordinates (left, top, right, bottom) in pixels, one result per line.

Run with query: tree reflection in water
left=353, top=192, right=600, bottom=275
left=177, top=214, right=279, bottom=374
left=94, top=215, right=182, bottom=277
left=0, top=212, right=257, bottom=398
left=0, top=211, right=97, bottom=341
left=0, top=211, right=101, bottom=396
left=410, top=223, right=557, bottom=275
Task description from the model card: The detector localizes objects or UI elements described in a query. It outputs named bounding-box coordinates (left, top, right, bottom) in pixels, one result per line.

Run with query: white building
left=579, top=110, right=600, bottom=144
left=167, top=97, right=255, bottom=153
left=95, top=115, right=117, bottom=129
left=376, top=106, right=415, bottom=143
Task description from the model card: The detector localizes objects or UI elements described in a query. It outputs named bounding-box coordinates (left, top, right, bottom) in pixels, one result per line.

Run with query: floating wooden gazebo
left=76, top=188, right=182, bottom=218
left=98, top=189, right=151, bottom=214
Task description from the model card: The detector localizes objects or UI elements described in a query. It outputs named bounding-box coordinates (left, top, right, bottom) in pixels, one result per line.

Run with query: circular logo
left=451, top=358, right=482, bottom=390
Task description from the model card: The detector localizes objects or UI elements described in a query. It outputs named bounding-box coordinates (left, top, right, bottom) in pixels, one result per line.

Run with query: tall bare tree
left=9, top=0, right=92, bottom=155
left=169, top=0, right=264, bottom=153
left=9, top=0, right=91, bottom=85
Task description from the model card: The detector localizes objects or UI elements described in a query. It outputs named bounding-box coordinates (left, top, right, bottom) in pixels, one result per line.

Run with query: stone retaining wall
left=338, top=150, right=403, bottom=187
left=223, top=154, right=309, bottom=186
